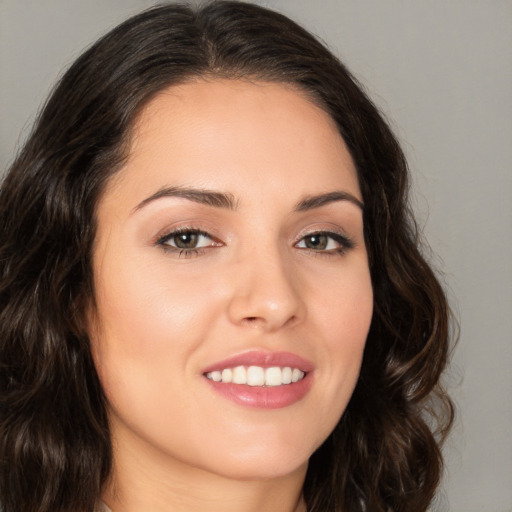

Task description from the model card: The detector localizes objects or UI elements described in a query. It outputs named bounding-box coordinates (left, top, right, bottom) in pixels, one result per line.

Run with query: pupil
left=306, top=234, right=327, bottom=250
left=175, top=232, right=198, bottom=249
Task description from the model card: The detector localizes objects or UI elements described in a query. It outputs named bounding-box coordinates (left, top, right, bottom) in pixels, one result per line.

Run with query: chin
left=186, top=428, right=320, bottom=481
left=201, top=453, right=310, bottom=481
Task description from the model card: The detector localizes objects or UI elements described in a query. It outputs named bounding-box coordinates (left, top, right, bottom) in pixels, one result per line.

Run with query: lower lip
left=204, top=373, right=313, bottom=409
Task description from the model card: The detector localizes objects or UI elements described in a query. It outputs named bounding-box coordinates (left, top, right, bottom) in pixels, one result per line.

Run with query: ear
left=71, top=285, right=102, bottom=352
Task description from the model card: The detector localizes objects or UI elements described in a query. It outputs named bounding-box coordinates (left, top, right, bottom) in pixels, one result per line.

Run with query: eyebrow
left=133, top=186, right=238, bottom=212
left=133, top=186, right=363, bottom=213
left=294, top=191, right=364, bottom=211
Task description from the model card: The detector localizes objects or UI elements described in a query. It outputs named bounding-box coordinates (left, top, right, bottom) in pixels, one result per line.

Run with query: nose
left=226, top=246, right=306, bottom=332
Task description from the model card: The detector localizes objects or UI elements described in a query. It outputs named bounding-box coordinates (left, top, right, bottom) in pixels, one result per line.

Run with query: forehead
left=102, top=79, right=361, bottom=209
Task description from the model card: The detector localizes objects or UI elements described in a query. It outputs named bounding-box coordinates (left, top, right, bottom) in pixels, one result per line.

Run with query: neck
left=102, top=428, right=308, bottom=512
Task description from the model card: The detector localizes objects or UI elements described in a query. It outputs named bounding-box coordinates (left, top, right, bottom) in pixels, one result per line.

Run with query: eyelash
left=156, top=227, right=217, bottom=258
left=296, top=231, right=355, bottom=256
left=155, top=227, right=354, bottom=258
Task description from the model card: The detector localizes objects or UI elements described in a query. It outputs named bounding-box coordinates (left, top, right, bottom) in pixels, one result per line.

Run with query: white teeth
left=265, top=366, right=282, bottom=386
left=221, top=368, right=232, bottom=383
left=232, top=366, right=246, bottom=384
left=247, top=366, right=265, bottom=386
left=291, top=368, right=303, bottom=383
left=210, top=370, right=222, bottom=382
left=206, top=366, right=305, bottom=386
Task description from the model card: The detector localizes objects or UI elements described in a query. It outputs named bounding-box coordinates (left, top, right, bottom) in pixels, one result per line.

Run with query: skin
left=89, top=79, right=373, bottom=512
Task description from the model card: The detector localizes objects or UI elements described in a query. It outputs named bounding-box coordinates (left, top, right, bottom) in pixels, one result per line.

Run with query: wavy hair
left=0, top=2, right=454, bottom=511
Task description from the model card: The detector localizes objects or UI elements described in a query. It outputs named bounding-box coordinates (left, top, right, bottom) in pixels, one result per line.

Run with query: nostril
left=241, top=316, right=265, bottom=326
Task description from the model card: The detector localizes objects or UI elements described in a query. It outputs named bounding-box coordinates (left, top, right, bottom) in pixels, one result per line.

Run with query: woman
left=0, top=2, right=454, bottom=511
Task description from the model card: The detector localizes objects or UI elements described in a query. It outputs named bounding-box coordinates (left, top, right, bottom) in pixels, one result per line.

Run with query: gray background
left=1, top=1, right=511, bottom=510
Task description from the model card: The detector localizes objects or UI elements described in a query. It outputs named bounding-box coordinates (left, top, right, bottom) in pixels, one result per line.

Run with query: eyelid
left=152, top=223, right=355, bottom=259
left=155, top=226, right=223, bottom=257
left=294, top=228, right=355, bottom=253
left=157, top=228, right=212, bottom=245
left=153, top=223, right=218, bottom=244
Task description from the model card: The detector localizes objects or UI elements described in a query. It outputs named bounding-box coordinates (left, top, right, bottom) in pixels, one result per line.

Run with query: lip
left=201, top=350, right=314, bottom=374
left=202, top=350, right=314, bottom=409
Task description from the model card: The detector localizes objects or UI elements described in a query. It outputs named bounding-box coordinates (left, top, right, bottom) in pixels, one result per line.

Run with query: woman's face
left=89, top=80, right=373, bottom=481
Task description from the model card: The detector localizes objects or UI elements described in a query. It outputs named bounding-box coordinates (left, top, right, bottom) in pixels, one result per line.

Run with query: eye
left=295, top=231, right=354, bottom=254
left=156, top=228, right=219, bottom=255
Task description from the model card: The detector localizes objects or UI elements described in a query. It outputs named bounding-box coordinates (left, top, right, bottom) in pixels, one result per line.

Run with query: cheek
left=88, top=265, right=210, bottom=437
left=92, top=254, right=216, bottom=351
left=312, top=263, right=373, bottom=407
left=88, top=255, right=221, bottom=414
left=317, top=262, right=373, bottom=343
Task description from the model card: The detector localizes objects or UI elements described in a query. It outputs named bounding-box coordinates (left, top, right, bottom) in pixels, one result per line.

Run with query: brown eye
left=158, top=229, right=215, bottom=251
left=303, top=234, right=328, bottom=250
left=173, top=232, right=200, bottom=249
left=295, top=231, right=354, bottom=253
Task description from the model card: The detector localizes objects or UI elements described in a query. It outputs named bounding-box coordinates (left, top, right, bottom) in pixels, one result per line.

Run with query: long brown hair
left=0, top=2, right=454, bottom=511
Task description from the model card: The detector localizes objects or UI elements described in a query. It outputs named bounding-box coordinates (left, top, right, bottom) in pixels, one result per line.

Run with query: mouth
left=202, top=351, right=313, bottom=409
left=205, top=366, right=305, bottom=386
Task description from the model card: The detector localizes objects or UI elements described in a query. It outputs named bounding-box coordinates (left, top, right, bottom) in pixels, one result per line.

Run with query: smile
left=202, top=351, right=314, bottom=409
left=205, top=366, right=306, bottom=386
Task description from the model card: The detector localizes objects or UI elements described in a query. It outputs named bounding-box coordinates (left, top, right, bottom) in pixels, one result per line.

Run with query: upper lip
left=202, top=350, right=314, bottom=375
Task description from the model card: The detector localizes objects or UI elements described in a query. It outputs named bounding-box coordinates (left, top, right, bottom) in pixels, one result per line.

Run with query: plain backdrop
left=1, top=1, right=511, bottom=511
